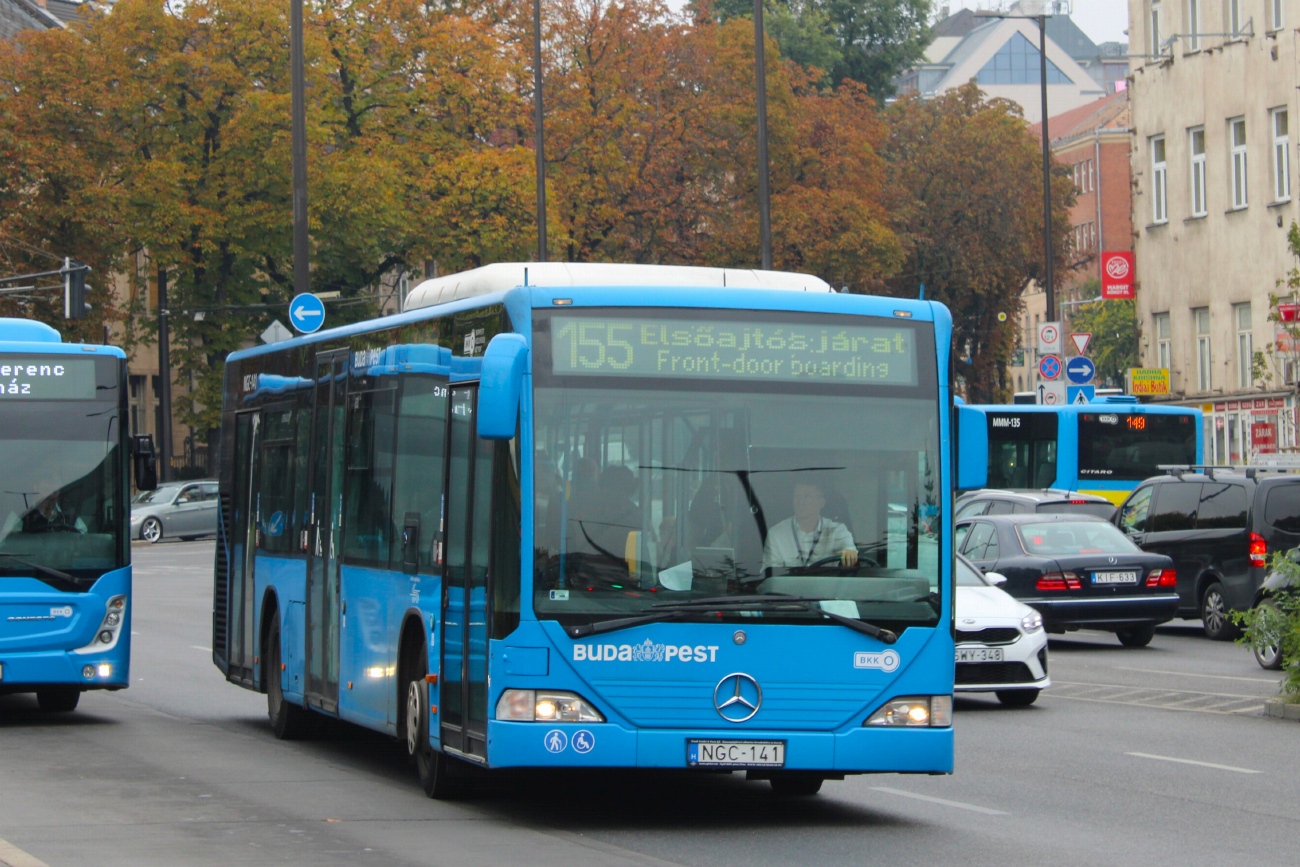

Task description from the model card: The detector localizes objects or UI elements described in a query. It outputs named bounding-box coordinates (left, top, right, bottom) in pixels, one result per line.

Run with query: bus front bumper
left=482, top=721, right=953, bottom=773
left=0, top=650, right=128, bottom=691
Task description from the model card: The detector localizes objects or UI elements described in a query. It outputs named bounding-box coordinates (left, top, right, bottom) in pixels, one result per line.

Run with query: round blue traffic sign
left=1066, top=356, right=1095, bottom=384
left=1038, top=355, right=1062, bottom=380
left=289, top=293, right=326, bottom=334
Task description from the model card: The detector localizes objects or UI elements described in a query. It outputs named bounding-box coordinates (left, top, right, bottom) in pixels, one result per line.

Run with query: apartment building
left=1129, top=0, right=1298, bottom=461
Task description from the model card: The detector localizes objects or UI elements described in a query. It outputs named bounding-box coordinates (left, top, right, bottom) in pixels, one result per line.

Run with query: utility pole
left=156, top=266, right=174, bottom=483
left=291, top=0, right=310, bottom=297
left=533, top=0, right=547, bottom=262
left=753, top=0, right=772, bottom=271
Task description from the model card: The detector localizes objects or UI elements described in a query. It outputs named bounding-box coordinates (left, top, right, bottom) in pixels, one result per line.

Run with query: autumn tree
left=881, top=83, right=1074, bottom=403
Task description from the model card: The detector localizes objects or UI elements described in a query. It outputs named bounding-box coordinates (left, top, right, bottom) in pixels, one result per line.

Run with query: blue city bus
left=212, top=263, right=984, bottom=798
left=965, top=397, right=1203, bottom=505
left=0, top=318, right=155, bottom=712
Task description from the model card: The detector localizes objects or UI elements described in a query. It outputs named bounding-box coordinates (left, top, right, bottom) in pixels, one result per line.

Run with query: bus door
left=440, top=384, right=491, bottom=760
left=305, top=350, right=348, bottom=713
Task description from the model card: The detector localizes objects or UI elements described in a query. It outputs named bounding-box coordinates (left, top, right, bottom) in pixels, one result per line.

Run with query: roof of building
left=0, top=0, right=85, bottom=40
left=1029, top=89, right=1130, bottom=145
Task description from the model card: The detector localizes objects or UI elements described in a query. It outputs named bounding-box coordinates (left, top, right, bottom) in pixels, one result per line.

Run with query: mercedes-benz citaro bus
left=0, top=318, right=156, bottom=712
left=965, top=398, right=1202, bottom=505
left=212, top=263, right=985, bottom=798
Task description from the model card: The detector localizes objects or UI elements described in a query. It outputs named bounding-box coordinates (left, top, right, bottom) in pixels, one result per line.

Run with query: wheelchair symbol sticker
left=544, top=729, right=568, bottom=753
left=571, top=730, right=595, bottom=754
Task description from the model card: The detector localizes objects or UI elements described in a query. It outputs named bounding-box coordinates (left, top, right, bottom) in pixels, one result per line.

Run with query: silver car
left=130, top=480, right=219, bottom=543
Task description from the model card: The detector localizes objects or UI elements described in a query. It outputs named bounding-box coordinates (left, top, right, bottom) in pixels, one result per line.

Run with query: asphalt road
left=1, top=541, right=1297, bottom=867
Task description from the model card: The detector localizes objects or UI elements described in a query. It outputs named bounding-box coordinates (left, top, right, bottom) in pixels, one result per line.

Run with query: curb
left=1264, top=697, right=1300, bottom=720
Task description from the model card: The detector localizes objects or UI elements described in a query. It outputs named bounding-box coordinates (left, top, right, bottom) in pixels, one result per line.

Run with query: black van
left=1113, top=467, right=1300, bottom=639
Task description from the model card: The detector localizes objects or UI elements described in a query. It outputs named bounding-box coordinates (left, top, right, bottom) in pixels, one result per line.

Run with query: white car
left=955, top=553, right=1050, bottom=706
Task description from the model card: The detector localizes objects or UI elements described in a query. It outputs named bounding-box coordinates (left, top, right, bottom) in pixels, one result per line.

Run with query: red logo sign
left=1101, top=251, right=1135, bottom=299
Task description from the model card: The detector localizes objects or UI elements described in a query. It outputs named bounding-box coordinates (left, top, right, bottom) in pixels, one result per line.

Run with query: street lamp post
left=754, top=0, right=772, bottom=271
left=976, top=6, right=1057, bottom=322
left=534, top=0, right=547, bottom=262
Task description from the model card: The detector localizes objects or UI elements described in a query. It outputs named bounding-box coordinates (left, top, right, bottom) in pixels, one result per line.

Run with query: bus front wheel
left=36, top=687, right=79, bottom=712
left=769, top=773, right=824, bottom=796
left=404, top=649, right=467, bottom=800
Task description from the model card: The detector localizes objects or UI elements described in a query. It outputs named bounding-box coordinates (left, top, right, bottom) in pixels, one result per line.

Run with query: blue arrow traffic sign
left=289, top=293, right=326, bottom=334
left=1066, top=356, right=1095, bottom=384
left=1038, top=354, right=1062, bottom=380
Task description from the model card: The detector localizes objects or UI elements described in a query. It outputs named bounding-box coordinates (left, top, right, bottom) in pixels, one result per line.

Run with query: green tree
left=700, top=0, right=931, bottom=100
left=1254, top=221, right=1300, bottom=394
left=1065, top=292, right=1139, bottom=388
left=880, top=83, right=1074, bottom=403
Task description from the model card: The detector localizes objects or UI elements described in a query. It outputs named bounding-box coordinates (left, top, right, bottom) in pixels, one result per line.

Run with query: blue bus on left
left=0, top=318, right=156, bottom=712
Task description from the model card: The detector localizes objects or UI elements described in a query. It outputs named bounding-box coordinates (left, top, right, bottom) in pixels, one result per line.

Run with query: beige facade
left=1129, top=0, right=1299, bottom=461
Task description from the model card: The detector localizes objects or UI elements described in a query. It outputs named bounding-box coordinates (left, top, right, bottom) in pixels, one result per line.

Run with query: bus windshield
left=532, top=312, right=942, bottom=631
left=0, top=398, right=125, bottom=584
left=1077, top=412, right=1197, bottom=481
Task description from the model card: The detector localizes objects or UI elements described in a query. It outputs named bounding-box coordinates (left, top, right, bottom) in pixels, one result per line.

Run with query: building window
left=1155, top=313, right=1171, bottom=370
left=1229, top=0, right=1243, bottom=35
left=1152, top=135, right=1168, bottom=223
left=1236, top=302, right=1253, bottom=388
left=1272, top=0, right=1285, bottom=31
left=1088, top=159, right=1095, bottom=192
left=1196, top=307, right=1212, bottom=391
left=129, top=375, right=147, bottom=437
left=1151, top=1, right=1163, bottom=56
left=1187, top=0, right=1200, bottom=49
left=1273, top=108, right=1290, bottom=202
left=976, top=32, right=1070, bottom=84
left=1189, top=127, right=1207, bottom=217
left=1229, top=117, right=1247, bottom=209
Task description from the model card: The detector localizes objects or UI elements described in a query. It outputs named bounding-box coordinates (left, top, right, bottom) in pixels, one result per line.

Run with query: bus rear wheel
left=266, top=617, right=314, bottom=740
left=36, top=687, right=79, bottom=712
left=403, top=648, right=467, bottom=800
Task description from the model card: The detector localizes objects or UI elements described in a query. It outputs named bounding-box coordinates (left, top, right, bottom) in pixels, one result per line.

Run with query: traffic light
left=63, top=258, right=88, bottom=320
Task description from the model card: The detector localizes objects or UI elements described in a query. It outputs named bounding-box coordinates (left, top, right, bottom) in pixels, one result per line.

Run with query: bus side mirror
left=131, top=434, right=158, bottom=491
left=955, top=405, right=987, bottom=491
left=478, top=333, right=528, bottom=440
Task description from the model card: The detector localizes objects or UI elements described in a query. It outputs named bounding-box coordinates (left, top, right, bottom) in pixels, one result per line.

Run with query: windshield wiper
left=0, top=553, right=82, bottom=592
left=566, top=595, right=897, bottom=643
left=653, top=595, right=897, bottom=643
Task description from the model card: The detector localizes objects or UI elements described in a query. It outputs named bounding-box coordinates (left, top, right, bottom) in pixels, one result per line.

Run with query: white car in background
left=955, top=553, right=1051, bottom=706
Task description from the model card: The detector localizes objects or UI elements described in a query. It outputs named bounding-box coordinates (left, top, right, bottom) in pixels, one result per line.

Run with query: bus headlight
left=74, top=595, right=127, bottom=655
left=495, top=689, right=604, bottom=723
left=865, top=695, right=952, bottom=727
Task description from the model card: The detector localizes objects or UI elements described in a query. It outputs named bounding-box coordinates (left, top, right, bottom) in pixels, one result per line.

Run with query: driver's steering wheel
left=804, top=553, right=878, bottom=573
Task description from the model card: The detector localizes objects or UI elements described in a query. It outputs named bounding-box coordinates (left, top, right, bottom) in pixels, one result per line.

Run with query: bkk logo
left=573, top=637, right=719, bottom=663
left=853, top=650, right=900, bottom=672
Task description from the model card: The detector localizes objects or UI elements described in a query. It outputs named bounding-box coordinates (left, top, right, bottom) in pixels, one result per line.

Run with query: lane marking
left=1112, top=666, right=1279, bottom=684
left=0, top=837, right=51, bottom=867
left=190, top=646, right=212, bottom=653
left=1126, top=752, right=1262, bottom=774
left=871, top=786, right=1009, bottom=815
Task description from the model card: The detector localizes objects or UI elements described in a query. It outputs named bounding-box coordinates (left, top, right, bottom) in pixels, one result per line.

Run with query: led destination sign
left=0, top=357, right=97, bottom=400
left=550, top=315, right=917, bottom=385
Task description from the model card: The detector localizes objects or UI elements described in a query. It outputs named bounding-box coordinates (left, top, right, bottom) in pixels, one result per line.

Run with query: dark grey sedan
left=955, top=513, right=1178, bottom=647
left=130, top=480, right=219, bottom=543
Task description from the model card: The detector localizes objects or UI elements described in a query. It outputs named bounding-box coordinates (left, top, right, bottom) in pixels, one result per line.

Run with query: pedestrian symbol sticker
left=544, top=729, right=568, bottom=753
left=572, top=730, right=595, bottom=754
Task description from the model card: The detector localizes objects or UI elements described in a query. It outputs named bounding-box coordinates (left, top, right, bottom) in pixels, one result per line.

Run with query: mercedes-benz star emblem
left=1108, top=556, right=1118, bottom=565
left=713, top=673, right=762, bottom=723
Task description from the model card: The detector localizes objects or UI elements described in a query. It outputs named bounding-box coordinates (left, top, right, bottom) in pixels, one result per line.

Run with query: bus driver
left=763, top=481, right=857, bottom=570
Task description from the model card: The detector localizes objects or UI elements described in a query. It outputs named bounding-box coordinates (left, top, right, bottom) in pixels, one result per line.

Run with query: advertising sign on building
left=1101, top=251, right=1135, bottom=299
left=1276, top=326, right=1300, bottom=354
left=1129, top=367, right=1170, bottom=396
left=1252, top=422, right=1278, bottom=454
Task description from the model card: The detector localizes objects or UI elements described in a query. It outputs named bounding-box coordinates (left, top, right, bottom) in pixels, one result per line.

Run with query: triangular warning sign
left=1070, top=333, right=1091, bottom=355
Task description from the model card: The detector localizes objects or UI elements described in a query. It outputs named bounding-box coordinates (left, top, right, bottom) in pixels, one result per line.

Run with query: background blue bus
left=0, top=318, right=155, bottom=712
left=965, top=398, right=1203, bottom=505
left=213, top=263, right=981, bottom=798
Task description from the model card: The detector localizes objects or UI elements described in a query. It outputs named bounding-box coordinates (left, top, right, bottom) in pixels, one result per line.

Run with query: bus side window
left=392, top=377, right=448, bottom=573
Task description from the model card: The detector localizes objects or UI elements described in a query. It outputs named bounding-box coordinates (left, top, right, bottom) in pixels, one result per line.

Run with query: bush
left=1234, top=551, right=1300, bottom=699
